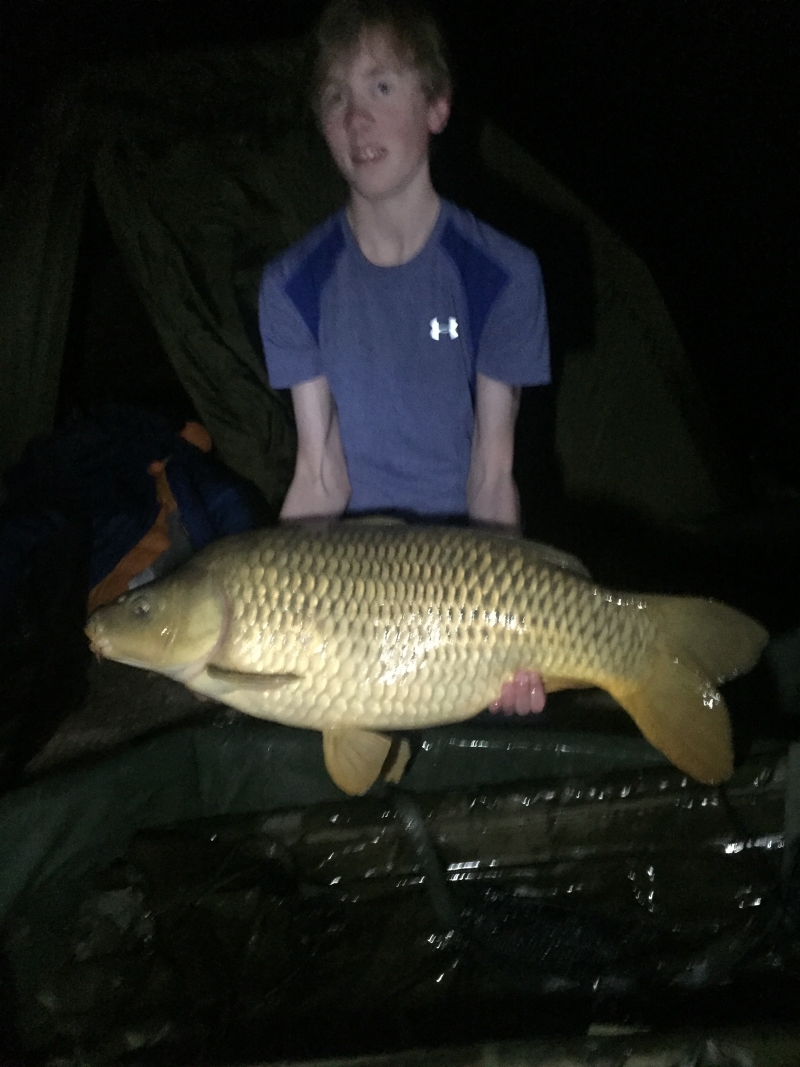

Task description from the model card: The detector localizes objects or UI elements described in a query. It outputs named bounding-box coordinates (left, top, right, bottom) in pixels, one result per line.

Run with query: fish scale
left=198, top=525, right=651, bottom=730
left=85, top=522, right=769, bottom=790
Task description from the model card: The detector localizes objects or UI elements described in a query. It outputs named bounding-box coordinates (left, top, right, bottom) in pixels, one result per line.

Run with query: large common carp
left=85, top=523, right=768, bottom=794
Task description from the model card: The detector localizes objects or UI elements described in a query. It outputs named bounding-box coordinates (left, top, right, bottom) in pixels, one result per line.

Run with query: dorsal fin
left=342, top=515, right=408, bottom=526
left=525, top=540, right=592, bottom=579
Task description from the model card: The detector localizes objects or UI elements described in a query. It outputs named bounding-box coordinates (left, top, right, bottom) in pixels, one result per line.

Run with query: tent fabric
left=481, top=123, right=729, bottom=521
left=84, top=45, right=349, bottom=511
left=0, top=81, right=90, bottom=487
left=1, top=40, right=730, bottom=522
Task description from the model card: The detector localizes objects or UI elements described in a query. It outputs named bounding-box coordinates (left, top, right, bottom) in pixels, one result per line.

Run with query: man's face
left=318, top=28, right=449, bottom=205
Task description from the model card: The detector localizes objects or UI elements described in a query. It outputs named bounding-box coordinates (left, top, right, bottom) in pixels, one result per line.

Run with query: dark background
left=1, top=0, right=797, bottom=492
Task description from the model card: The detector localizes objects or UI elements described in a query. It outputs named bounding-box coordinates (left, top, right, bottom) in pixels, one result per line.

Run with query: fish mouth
left=83, top=620, right=148, bottom=669
left=83, top=616, right=195, bottom=676
left=85, top=620, right=109, bottom=659
left=84, top=621, right=209, bottom=682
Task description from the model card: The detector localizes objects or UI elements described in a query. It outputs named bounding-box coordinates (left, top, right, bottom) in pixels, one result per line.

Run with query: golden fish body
left=85, top=523, right=768, bottom=793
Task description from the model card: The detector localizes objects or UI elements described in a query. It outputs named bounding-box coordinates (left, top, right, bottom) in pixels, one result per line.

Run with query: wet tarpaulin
left=2, top=715, right=798, bottom=1065
left=221, top=1030, right=800, bottom=1066
left=215, top=1030, right=800, bottom=1066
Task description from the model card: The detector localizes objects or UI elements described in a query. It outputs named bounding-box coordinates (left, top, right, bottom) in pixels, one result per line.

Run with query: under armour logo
left=430, top=316, right=459, bottom=340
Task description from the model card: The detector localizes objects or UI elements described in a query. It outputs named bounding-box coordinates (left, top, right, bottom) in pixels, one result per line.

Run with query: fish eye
left=132, top=599, right=151, bottom=618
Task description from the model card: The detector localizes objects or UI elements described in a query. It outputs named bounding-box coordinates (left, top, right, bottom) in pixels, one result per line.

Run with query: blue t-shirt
left=258, top=199, right=550, bottom=516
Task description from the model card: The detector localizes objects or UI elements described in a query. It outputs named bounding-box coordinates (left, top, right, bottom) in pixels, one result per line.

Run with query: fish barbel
left=85, top=523, right=768, bottom=794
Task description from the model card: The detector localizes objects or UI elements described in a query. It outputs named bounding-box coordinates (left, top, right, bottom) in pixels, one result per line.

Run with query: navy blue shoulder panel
left=283, top=222, right=346, bottom=344
left=440, top=219, right=510, bottom=352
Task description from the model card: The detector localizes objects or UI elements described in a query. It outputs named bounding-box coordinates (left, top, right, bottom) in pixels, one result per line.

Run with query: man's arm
left=467, top=374, right=546, bottom=716
left=280, top=376, right=352, bottom=520
left=466, top=372, right=522, bottom=529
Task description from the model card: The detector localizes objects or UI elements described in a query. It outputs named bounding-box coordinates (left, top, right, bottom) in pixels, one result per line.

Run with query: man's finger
left=514, top=670, right=546, bottom=714
left=488, top=671, right=546, bottom=715
left=488, top=681, right=515, bottom=713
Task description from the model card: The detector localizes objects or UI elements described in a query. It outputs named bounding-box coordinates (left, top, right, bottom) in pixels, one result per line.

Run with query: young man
left=258, top=0, right=549, bottom=715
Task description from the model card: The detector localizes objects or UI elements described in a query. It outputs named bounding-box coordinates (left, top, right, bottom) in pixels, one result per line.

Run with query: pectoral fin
left=323, top=728, right=409, bottom=795
left=205, top=665, right=301, bottom=692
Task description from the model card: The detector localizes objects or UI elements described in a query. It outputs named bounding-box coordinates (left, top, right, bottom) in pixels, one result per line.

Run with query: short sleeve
left=258, top=266, right=324, bottom=390
left=475, top=247, right=551, bottom=388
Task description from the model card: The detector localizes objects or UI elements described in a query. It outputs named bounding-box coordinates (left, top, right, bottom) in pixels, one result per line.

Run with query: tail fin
left=607, top=597, right=768, bottom=785
left=646, top=596, right=768, bottom=683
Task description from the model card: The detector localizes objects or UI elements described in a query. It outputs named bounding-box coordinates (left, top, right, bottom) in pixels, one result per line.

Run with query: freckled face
left=318, top=29, right=449, bottom=205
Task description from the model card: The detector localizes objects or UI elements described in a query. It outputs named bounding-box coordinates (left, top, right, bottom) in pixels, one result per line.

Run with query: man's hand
left=488, top=670, right=546, bottom=716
